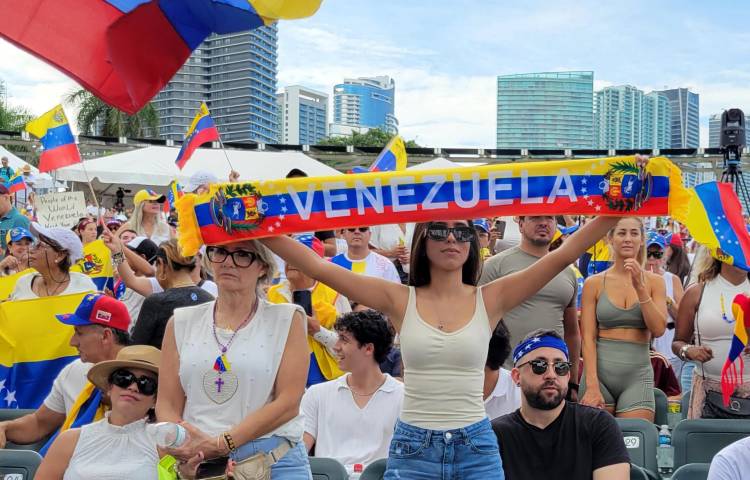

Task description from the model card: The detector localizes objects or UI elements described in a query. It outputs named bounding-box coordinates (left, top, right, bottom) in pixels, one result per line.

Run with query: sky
left=2, top=0, right=750, bottom=147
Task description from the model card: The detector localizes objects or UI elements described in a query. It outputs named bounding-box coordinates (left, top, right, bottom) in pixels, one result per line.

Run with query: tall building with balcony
left=277, top=86, right=328, bottom=145
left=496, top=71, right=594, bottom=149
left=153, top=25, right=279, bottom=144
left=332, top=76, right=397, bottom=135
left=594, top=86, right=670, bottom=149
left=654, top=88, right=700, bottom=148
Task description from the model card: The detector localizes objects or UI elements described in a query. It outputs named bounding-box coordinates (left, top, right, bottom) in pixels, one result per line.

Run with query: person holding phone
left=268, top=235, right=351, bottom=387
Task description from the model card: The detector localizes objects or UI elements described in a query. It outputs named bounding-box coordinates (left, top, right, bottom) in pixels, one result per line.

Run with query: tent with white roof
left=407, top=158, right=486, bottom=170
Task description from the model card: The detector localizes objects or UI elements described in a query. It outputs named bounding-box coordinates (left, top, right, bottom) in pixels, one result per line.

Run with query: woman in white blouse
left=36, top=345, right=162, bottom=480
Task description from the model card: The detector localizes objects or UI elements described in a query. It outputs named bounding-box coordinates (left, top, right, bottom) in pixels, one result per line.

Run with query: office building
left=654, top=88, right=700, bottom=148
left=332, top=76, right=397, bottom=134
left=277, top=86, right=328, bottom=145
left=496, top=71, right=594, bottom=149
left=594, top=86, right=670, bottom=149
left=153, top=25, right=279, bottom=144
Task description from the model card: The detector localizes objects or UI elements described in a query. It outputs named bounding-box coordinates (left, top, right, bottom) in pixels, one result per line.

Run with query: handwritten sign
left=35, top=191, right=87, bottom=228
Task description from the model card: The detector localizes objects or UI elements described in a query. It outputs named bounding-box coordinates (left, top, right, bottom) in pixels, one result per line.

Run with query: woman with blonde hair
left=122, top=190, right=171, bottom=246
left=672, top=248, right=750, bottom=419
left=579, top=217, right=667, bottom=421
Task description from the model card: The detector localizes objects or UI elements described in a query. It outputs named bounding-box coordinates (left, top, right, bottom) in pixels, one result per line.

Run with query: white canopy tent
left=54, top=146, right=343, bottom=204
left=0, top=145, right=60, bottom=191
left=407, top=158, right=486, bottom=170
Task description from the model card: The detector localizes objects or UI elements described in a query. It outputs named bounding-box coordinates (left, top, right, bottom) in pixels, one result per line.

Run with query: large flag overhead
left=175, top=103, right=220, bottom=170
left=0, top=294, right=88, bottom=409
left=0, top=0, right=323, bottom=114
left=25, top=105, right=82, bottom=173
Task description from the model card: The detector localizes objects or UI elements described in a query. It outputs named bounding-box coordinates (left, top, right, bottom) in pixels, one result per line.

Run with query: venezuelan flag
left=586, top=239, right=611, bottom=276
left=39, top=383, right=105, bottom=456
left=175, top=103, right=220, bottom=170
left=351, top=136, right=407, bottom=173
left=164, top=180, right=184, bottom=213
left=71, top=239, right=115, bottom=292
left=0, top=1, right=322, bottom=114
left=722, top=294, right=750, bottom=405
left=6, top=174, right=25, bottom=194
left=25, top=105, right=81, bottom=173
left=0, top=294, right=87, bottom=408
left=0, top=268, right=35, bottom=301
left=676, top=182, right=750, bottom=270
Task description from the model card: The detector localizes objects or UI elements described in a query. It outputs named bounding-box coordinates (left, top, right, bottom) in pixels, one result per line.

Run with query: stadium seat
left=630, top=463, right=649, bottom=480
left=654, top=388, right=668, bottom=426
left=361, top=458, right=387, bottom=480
left=671, top=462, right=710, bottom=480
left=616, top=418, right=658, bottom=475
left=673, top=419, right=750, bottom=468
left=309, top=457, right=348, bottom=480
left=681, top=391, right=691, bottom=420
left=0, top=449, right=43, bottom=479
left=0, top=409, right=51, bottom=452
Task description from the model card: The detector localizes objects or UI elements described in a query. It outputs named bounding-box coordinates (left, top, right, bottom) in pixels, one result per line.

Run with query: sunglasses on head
left=647, top=250, right=664, bottom=259
left=426, top=224, right=475, bottom=243
left=517, top=358, right=571, bottom=376
left=346, top=227, right=369, bottom=233
left=109, top=368, right=158, bottom=396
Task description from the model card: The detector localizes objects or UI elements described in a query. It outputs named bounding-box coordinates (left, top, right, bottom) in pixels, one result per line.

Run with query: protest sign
left=35, top=191, right=87, bottom=228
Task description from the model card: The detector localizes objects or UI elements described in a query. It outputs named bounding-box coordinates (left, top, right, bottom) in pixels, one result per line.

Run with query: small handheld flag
left=25, top=105, right=81, bottom=173
left=175, top=103, right=220, bottom=170
left=6, top=174, right=25, bottom=194
left=351, top=136, right=407, bottom=174
left=721, top=294, right=750, bottom=406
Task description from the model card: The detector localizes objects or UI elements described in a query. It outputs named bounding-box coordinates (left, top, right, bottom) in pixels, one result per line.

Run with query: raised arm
left=260, top=236, right=408, bottom=329
left=483, top=215, right=619, bottom=322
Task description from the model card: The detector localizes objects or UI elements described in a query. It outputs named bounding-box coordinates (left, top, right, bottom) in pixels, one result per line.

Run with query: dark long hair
left=408, top=220, right=482, bottom=287
left=666, top=244, right=691, bottom=283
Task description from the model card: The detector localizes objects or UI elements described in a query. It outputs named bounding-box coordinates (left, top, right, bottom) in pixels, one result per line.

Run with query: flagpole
left=78, top=159, right=101, bottom=223
left=216, top=137, right=236, bottom=174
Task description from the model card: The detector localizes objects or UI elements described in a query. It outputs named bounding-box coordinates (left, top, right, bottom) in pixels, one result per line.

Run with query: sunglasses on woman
left=109, top=369, right=158, bottom=396
left=647, top=250, right=664, bottom=259
left=206, top=245, right=258, bottom=268
left=517, top=358, right=571, bottom=376
left=346, top=227, right=369, bottom=233
left=426, top=224, right=475, bottom=243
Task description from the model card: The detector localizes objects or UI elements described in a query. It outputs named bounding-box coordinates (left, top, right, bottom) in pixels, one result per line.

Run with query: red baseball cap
left=56, top=293, right=131, bottom=332
left=667, top=233, right=684, bottom=248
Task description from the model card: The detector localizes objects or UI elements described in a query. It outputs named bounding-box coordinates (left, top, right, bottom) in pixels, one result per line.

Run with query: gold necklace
left=348, top=376, right=387, bottom=397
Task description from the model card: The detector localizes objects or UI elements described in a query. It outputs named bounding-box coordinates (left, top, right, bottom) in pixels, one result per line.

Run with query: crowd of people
left=0, top=158, right=749, bottom=480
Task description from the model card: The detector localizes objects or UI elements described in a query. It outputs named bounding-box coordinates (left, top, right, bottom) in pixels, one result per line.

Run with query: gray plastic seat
left=309, top=457, right=348, bottom=480
left=673, top=419, right=750, bottom=468
left=671, top=462, right=710, bottom=480
left=361, top=458, right=387, bottom=480
left=616, top=418, right=658, bottom=476
left=0, top=449, right=43, bottom=479
left=681, top=390, right=691, bottom=420
left=0, top=409, right=52, bottom=452
left=654, top=388, right=668, bottom=426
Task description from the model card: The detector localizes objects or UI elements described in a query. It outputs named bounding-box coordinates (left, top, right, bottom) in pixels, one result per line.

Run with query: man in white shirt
left=0, top=294, right=130, bottom=448
left=708, top=436, right=750, bottom=480
left=331, top=227, right=400, bottom=284
left=302, top=310, right=404, bottom=470
left=484, top=322, right=522, bottom=420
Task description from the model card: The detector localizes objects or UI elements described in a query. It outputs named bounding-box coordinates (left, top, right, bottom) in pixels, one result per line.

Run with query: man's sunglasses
left=109, top=368, right=158, bottom=396
left=206, top=245, right=258, bottom=268
left=647, top=250, right=664, bottom=259
left=426, top=225, right=475, bottom=243
left=517, top=359, right=571, bottom=376
left=346, top=227, right=369, bottom=233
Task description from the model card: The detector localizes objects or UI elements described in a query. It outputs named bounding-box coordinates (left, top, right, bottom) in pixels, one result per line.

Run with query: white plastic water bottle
left=657, top=424, right=673, bottom=475
left=346, top=463, right=364, bottom=479
left=146, top=422, right=187, bottom=448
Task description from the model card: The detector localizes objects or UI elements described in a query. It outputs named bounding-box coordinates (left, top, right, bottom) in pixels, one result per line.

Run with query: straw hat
left=87, top=345, right=161, bottom=392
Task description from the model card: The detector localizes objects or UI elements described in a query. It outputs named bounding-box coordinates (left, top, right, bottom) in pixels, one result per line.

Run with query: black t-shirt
left=132, top=286, right=214, bottom=348
left=492, top=402, right=630, bottom=480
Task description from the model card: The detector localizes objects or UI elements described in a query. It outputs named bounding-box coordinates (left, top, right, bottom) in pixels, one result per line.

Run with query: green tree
left=0, top=88, right=33, bottom=132
left=65, top=89, right=160, bottom=138
left=318, top=128, right=420, bottom=148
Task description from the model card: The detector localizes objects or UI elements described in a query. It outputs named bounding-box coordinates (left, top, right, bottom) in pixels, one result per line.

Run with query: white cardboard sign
left=35, top=191, right=88, bottom=228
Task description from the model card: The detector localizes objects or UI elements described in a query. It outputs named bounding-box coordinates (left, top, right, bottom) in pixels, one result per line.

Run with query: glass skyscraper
left=332, top=76, right=397, bottom=134
left=594, top=86, right=670, bottom=149
left=277, top=86, right=328, bottom=145
left=496, top=71, right=594, bottom=149
left=654, top=88, right=700, bottom=148
left=153, top=26, right=279, bottom=144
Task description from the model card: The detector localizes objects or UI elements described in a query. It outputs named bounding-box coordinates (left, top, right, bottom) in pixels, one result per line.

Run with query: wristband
left=222, top=432, right=236, bottom=453
left=112, top=251, right=125, bottom=266
left=638, top=297, right=653, bottom=304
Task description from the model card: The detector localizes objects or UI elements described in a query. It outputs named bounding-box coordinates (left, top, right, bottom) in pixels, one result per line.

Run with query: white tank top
left=399, top=286, right=491, bottom=430
left=174, top=300, right=305, bottom=441
left=696, top=275, right=750, bottom=381
left=63, top=415, right=158, bottom=480
left=652, top=271, right=678, bottom=361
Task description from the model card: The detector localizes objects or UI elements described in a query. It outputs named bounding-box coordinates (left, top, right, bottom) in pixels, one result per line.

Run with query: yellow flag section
left=0, top=268, right=35, bottom=300
left=0, top=293, right=86, bottom=408
left=71, top=239, right=114, bottom=292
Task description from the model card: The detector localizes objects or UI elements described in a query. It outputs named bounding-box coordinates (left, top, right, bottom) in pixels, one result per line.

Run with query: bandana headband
left=513, top=335, right=569, bottom=365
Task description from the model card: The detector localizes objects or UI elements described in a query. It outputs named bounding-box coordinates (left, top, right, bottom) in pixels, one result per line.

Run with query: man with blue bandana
left=491, top=329, right=630, bottom=480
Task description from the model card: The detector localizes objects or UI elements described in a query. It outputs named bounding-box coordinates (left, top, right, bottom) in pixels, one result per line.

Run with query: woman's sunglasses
left=426, top=225, right=475, bottom=243
left=647, top=250, right=664, bottom=259
left=109, top=368, right=158, bottom=396
left=517, top=359, right=571, bottom=376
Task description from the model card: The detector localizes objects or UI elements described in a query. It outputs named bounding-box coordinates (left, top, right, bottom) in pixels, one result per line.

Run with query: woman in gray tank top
left=579, top=217, right=668, bottom=422
left=263, top=211, right=627, bottom=479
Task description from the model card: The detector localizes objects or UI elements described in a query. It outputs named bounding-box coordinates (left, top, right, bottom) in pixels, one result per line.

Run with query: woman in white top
left=262, top=215, right=622, bottom=479
left=645, top=231, right=684, bottom=374
left=157, top=240, right=312, bottom=479
left=36, top=345, right=161, bottom=480
left=11, top=223, right=96, bottom=300
left=122, top=190, right=172, bottom=246
left=673, top=249, right=750, bottom=419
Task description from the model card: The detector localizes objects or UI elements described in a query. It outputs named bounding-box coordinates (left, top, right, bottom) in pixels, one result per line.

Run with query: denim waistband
left=231, top=435, right=294, bottom=462
left=393, top=417, right=492, bottom=443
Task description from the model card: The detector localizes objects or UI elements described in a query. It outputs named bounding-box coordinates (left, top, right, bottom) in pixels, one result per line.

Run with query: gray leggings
left=580, top=338, right=655, bottom=414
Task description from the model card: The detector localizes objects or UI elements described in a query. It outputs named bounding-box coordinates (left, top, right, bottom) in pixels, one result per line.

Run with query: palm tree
left=65, top=89, right=160, bottom=138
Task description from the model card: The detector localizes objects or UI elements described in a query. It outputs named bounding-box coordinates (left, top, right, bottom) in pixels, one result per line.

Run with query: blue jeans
left=680, top=361, right=696, bottom=396
left=231, top=435, right=312, bottom=480
left=384, top=418, right=504, bottom=480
